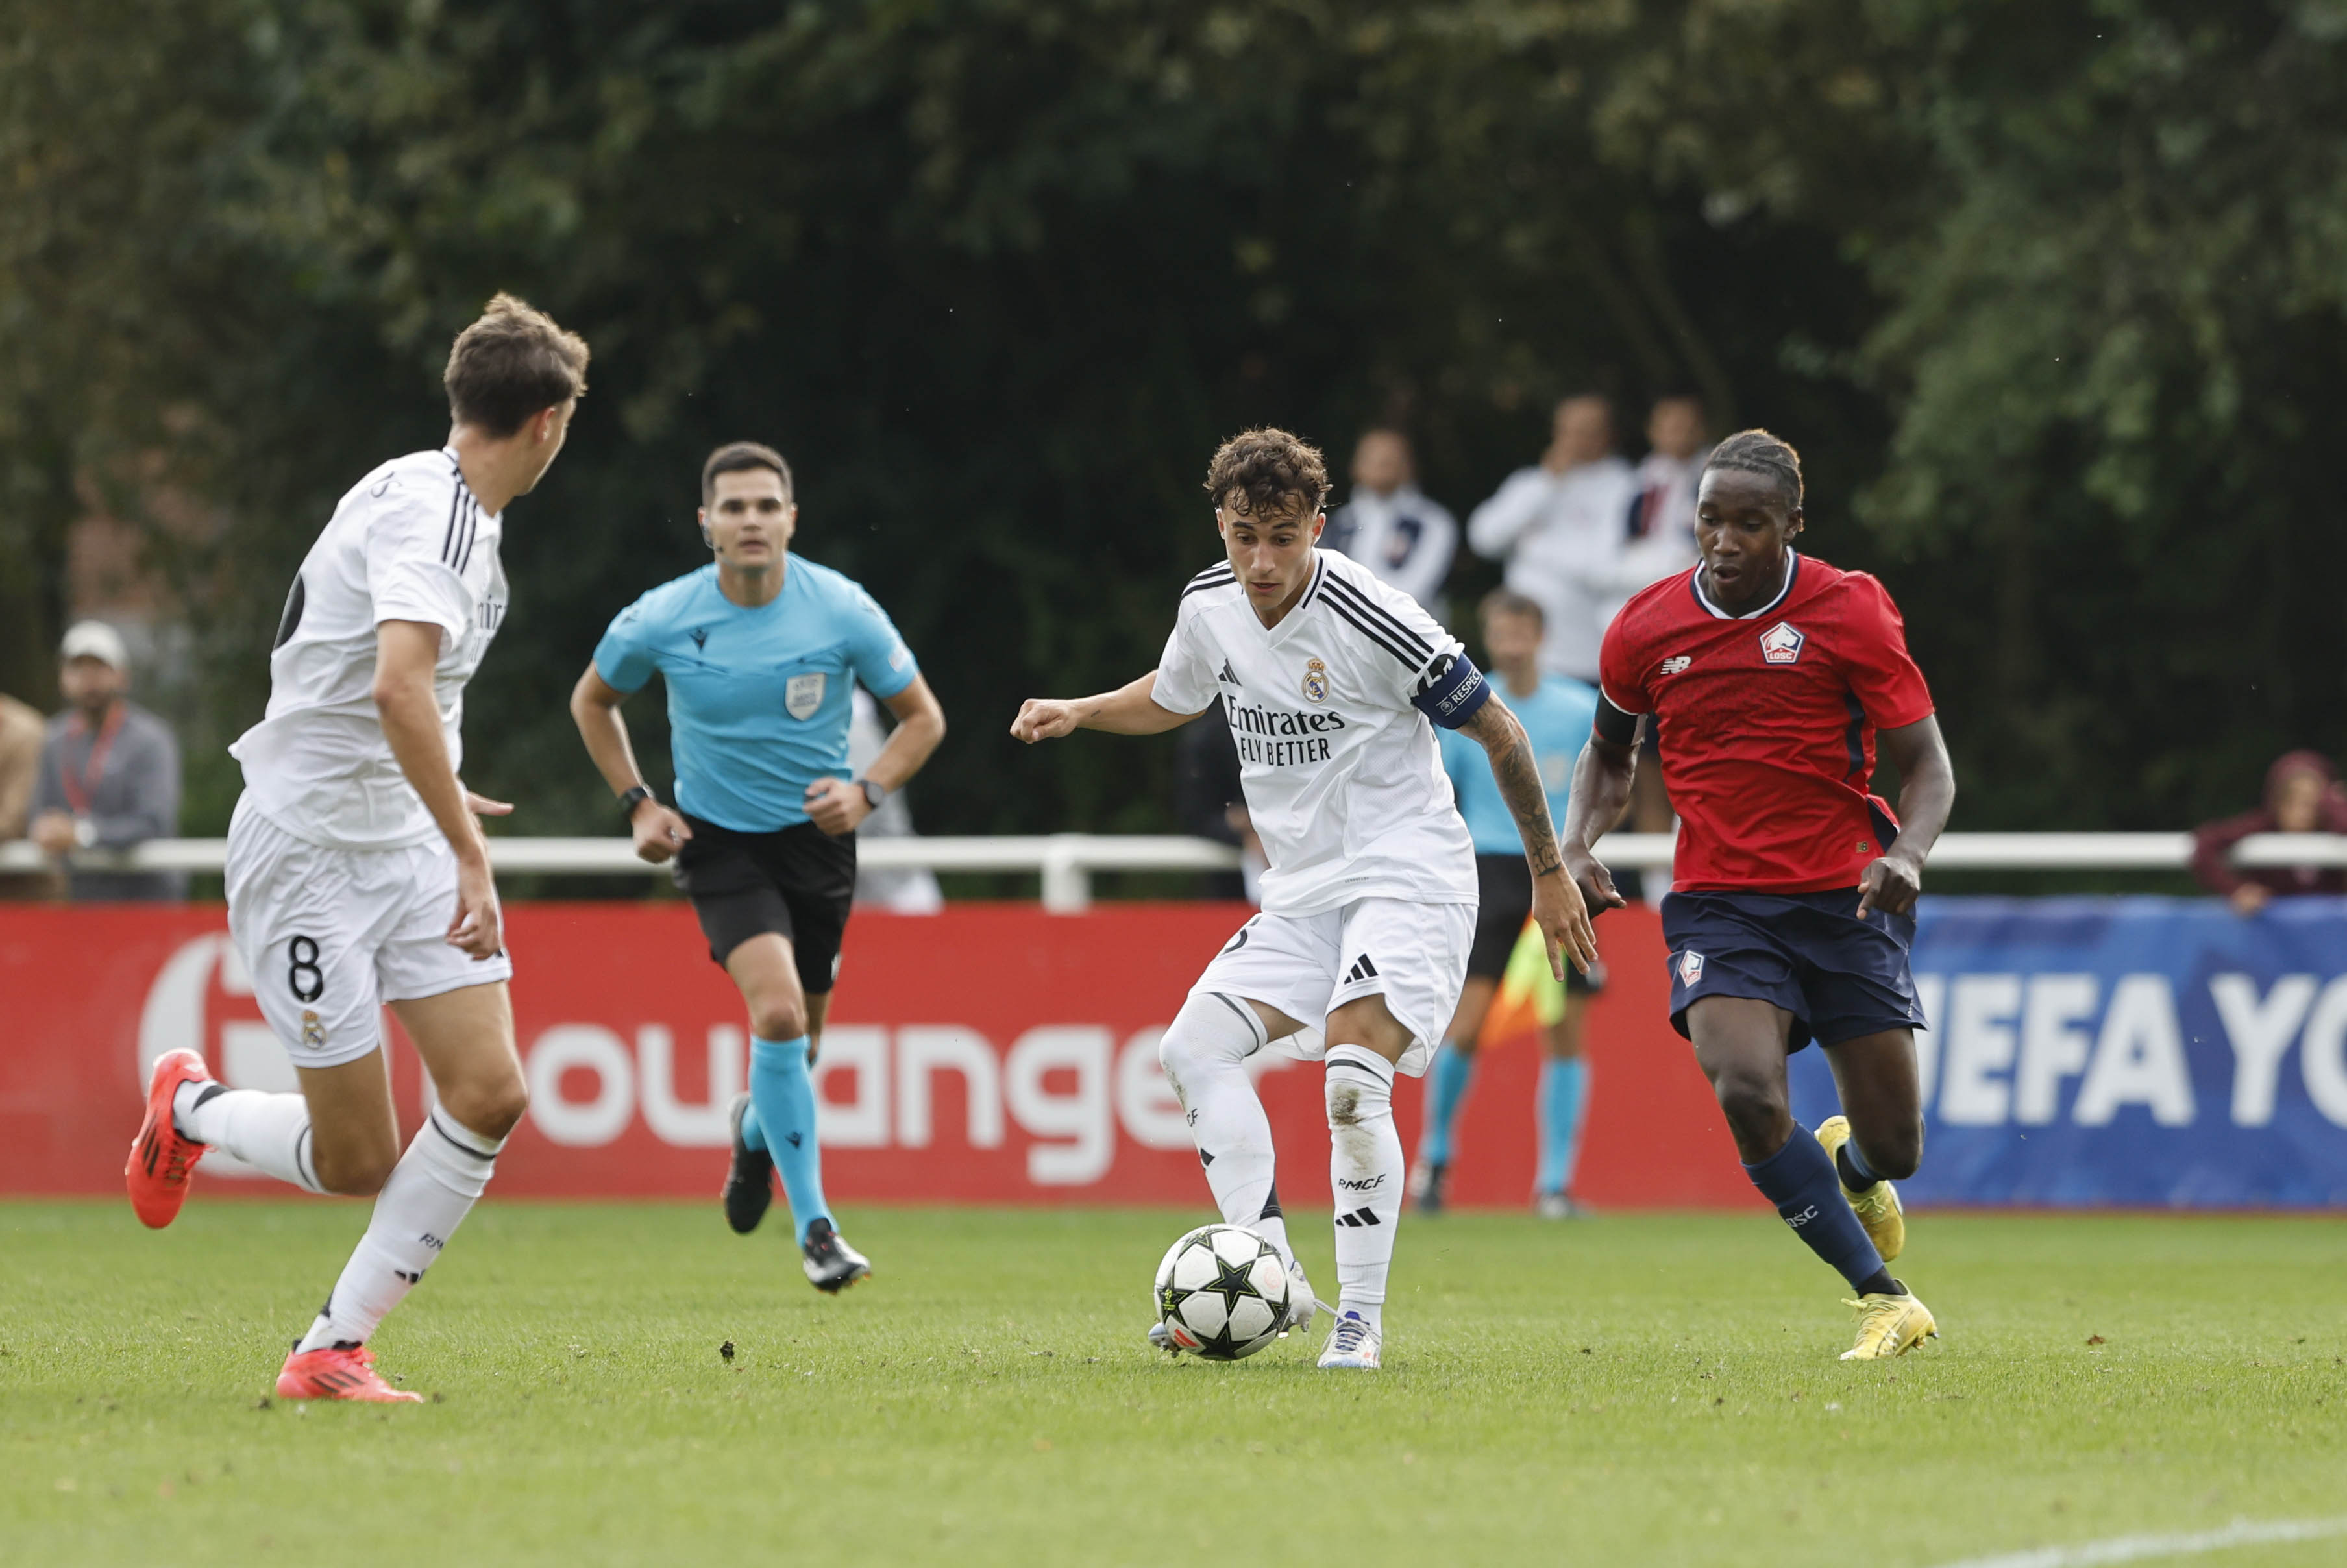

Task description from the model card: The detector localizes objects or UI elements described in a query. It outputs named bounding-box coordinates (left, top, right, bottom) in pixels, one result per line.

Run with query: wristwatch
left=855, top=778, right=887, bottom=811
left=617, top=784, right=656, bottom=818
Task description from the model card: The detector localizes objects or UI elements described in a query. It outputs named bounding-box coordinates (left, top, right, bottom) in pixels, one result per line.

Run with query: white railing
left=5, top=831, right=2342, bottom=913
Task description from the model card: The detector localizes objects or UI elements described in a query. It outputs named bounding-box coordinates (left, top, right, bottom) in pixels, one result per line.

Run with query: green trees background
left=5, top=0, right=2340, bottom=839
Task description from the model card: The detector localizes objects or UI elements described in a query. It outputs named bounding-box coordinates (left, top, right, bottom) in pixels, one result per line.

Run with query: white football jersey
left=229, top=448, right=509, bottom=849
left=1155, top=548, right=1482, bottom=915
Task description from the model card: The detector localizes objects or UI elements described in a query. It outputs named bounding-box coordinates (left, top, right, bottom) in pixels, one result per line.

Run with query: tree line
left=3, top=0, right=2337, bottom=841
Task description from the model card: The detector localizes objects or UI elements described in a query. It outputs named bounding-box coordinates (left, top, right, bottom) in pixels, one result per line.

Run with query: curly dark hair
left=1702, top=428, right=1804, bottom=509
left=1203, top=428, right=1329, bottom=519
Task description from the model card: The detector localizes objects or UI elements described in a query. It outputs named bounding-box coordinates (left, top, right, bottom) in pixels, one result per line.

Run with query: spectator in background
left=1466, top=393, right=1639, bottom=685
left=848, top=685, right=944, bottom=913
left=1174, top=702, right=1260, bottom=903
left=1624, top=393, right=1709, bottom=597
left=1623, top=395, right=1711, bottom=846
left=0, top=685, right=55, bottom=898
left=2193, top=750, right=2347, bottom=914
left=28, top=621, right=185, bottom=901
left=1324, top=429, right=1458, bottom=619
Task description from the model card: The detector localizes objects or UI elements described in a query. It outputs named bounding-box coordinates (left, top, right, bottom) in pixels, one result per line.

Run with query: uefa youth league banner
left=10, top=896, right=2341, bottom=1209
left=1786, top=896, right=2347, bottom=1207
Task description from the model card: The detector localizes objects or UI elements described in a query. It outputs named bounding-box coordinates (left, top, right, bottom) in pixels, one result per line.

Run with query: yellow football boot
left=1841, top=1291, right=1937, bottom=1360
left=1815, top=1115, right=1904, bottom=1263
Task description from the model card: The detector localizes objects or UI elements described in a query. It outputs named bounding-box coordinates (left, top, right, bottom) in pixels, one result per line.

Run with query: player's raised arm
left=1558, top=698, right=1640, bottom=918
left=1856, top=714, right=1956, bottom=918
left=1459, top=696, right=1598, bottom=977
left=1010, top=672, right=1201, bottom=742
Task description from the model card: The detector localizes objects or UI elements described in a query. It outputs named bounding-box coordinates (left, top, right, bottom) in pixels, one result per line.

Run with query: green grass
left=4, top=1203, right=2344, bottom=1567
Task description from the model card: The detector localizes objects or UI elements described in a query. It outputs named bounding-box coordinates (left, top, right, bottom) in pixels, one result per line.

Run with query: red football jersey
left=1599, top=552, right=1934, bottom=892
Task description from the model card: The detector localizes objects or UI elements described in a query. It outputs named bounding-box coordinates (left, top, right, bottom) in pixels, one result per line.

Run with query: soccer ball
left=1153, top=1223, right=1291, bottom=1360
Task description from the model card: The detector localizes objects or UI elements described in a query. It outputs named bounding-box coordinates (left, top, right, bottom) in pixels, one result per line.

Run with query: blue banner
left=1785, top=896, right=2347, bottom=1207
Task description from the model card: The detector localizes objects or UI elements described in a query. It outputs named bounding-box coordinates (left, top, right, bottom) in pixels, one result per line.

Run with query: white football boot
left=1317, top=1311, right=1382, bottom=1371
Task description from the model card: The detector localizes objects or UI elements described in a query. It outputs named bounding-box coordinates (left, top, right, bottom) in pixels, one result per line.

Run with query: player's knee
left=439, top=1073, right=530, bottom=1143
left=1160, top=996, right=1255, bottom=1074
left=1712, top=1069, right=1786, bottom=1139
left=315, top=1142, right=397, bottom=1197
left=749, top=998, right=809, bottom=1042
left=1860, top=1118, right=1923, bottom=1181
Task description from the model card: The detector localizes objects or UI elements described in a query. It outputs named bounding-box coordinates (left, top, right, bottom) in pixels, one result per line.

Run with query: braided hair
left=1701, top=428, right=1804, bottom=510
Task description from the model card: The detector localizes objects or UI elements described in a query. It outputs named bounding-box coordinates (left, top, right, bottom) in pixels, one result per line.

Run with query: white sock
left=175, top=1083, right=323, bottom=1195
left=1158, top=993, right=1295, bottom=1271
left=295, top=1110, right=504, bottom=1353
left=1326, top=1044, right=1402, bottom=1332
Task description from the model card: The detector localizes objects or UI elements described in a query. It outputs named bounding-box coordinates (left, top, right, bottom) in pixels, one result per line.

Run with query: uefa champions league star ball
left=1152, top=1223, right=1291, bottom=1360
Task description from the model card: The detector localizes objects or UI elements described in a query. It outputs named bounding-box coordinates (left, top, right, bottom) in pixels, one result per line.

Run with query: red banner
left=0, top=902, right=1757, bottom=1209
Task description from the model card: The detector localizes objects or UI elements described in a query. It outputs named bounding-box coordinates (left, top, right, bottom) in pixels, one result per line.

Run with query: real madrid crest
left=1301, top=657, right=1329, bottom=703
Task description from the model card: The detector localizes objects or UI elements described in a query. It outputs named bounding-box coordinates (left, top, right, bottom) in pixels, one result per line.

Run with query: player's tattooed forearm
left=1472, top=706, right=1564, bottom=874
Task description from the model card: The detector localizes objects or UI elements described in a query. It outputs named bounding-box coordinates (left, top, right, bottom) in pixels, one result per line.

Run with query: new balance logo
left=1335, top=1207, right=1382, bottom=1228
left=1344, top=954, right=1380, bottom=984
left=1218, top=659, right=1240, bottom=685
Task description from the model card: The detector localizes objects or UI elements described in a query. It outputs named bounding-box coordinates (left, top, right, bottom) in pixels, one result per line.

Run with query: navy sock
left=1743, top=1127, right=1886, bottom=1292
left=1835, top=1139, right=1882, bottom=1194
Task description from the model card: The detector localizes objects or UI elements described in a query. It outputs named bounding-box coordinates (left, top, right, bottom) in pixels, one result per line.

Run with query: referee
left=572, top=441, right=945, bottom=1292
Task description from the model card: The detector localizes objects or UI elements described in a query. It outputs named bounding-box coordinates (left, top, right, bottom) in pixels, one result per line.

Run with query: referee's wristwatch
left=855, top=778, right=887, bottom=811
left=617, top=783, right=656, bottom=819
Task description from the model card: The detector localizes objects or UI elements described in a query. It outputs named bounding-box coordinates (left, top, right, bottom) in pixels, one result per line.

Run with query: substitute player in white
left=123, top=295, right=588, bottom=1403
left=1013, top=429, right=1596, bottom=1369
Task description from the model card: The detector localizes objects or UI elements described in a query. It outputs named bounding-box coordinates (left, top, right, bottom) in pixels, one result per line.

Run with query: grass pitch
left=3, top=1203, right=2342, bottom=1567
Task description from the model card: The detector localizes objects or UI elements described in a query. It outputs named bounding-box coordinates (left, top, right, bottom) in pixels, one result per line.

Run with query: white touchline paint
left=1934, top=1517, right=2347, bottom=1568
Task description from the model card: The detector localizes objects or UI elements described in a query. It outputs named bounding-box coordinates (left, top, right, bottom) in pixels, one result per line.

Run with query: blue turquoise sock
left=749, top=1035, right=831, bottom=1245
left=1743, top=1127, right=1884, bottom=1292
left=1419, top=1042, right=1475, bottom=1168
left=1534, top=1058, right=1588, bottom=1195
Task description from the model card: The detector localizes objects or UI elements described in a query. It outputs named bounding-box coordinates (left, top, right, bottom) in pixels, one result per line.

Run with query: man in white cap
left=30, top=620, right=185, bottom=900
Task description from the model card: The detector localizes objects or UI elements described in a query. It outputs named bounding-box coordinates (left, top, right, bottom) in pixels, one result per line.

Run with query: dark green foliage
left=2, top=1, right=2336, bottom=836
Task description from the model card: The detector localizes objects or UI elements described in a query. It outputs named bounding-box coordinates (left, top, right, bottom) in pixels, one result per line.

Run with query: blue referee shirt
left=593, top=557, right=918, bottom=833
left=1438, top=673, right=1598, bottom=855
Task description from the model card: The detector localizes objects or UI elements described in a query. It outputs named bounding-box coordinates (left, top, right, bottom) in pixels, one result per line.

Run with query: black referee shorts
left=670, top=814, right=857, bottom=994
left=1468, top=853, right=1603, bottom=993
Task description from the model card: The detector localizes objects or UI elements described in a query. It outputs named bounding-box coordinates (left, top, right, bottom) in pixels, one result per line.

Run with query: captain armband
left=1593, top=696, right=1641, bottom=746
left=1412, top=653, right=1492, bottom=730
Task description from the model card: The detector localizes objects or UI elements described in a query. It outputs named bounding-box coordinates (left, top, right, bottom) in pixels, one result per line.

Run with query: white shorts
left=225, top=796, right=513, bottom=1070
left=1187, top=897, right=1475, bottom=1078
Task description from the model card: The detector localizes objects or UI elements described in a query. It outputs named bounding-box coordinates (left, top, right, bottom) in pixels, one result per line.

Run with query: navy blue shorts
left=1660, top=888, right=1924, bottom=1051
